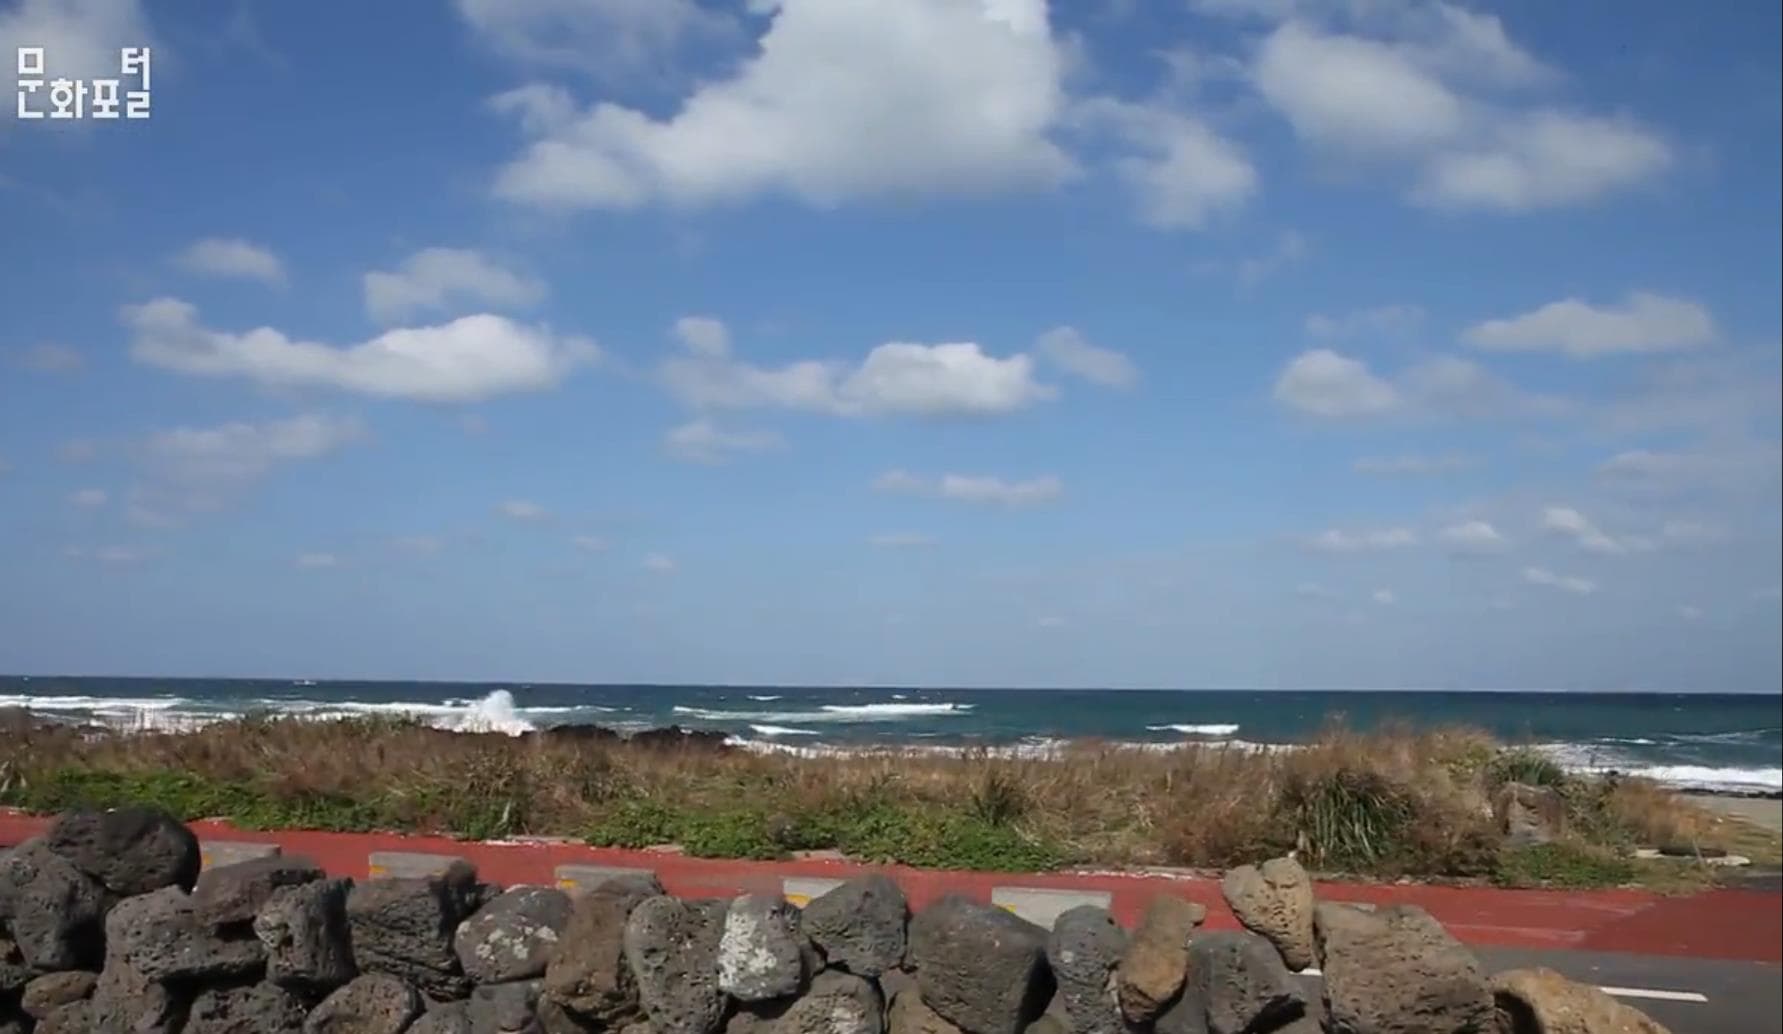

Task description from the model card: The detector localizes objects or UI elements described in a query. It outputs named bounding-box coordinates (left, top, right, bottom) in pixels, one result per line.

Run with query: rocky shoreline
left=2, top=805, right=1673, bottom=1033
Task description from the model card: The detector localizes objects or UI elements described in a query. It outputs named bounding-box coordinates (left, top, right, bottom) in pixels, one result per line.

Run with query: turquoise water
left=3, top=676, right=1777, bottom=794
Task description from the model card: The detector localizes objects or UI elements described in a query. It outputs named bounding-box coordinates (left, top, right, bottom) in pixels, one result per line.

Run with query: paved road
left=1292, top=947, right=1782, bottom=1034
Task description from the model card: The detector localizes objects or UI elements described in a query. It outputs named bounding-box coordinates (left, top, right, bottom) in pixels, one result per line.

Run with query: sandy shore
left=1687, top=793, right=1783, bottom=834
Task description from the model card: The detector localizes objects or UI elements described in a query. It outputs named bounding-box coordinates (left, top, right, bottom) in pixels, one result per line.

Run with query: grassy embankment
left=1, top=714, right=1774, bottom=888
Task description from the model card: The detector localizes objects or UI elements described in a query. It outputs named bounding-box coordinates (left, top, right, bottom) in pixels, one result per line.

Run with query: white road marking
left=1598, top=987, right=1710, bottom=1003
left=1295, top=970, right=1706, bottom=1004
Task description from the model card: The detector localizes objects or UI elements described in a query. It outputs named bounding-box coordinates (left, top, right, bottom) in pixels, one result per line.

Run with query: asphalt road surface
left=1294, top=946, right=1782, bottom=1034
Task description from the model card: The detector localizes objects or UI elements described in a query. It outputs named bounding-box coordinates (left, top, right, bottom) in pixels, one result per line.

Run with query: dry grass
left=0, top=715, right=1740, bottom=882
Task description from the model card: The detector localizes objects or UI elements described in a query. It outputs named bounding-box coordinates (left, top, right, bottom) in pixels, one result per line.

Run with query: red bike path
left=3, top=812, right=1776, bottom=964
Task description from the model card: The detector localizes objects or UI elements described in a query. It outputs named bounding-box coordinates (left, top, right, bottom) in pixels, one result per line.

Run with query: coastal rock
left=1221, top=857, right=1316, bottom=972
left=1116, top=895, right=1204, bottom=1023
left=776, top=970, right=883, bottom=1034
left=1024, top=1017, right=1068, bottom=1034
left=21, top=970, right=99, bottom=1018
left=0, top=839, right=107, bottom=970
left=106, top=886, right=266, bottom=983
left=468, top=979, right=545, bottom=1033
left=0, top=935, right=31, bottom=994
left=1315, top=902, right=1493, bottom=1034
left=90, top=960, right=188, bottom=1034
left=192, top=855, right=324, bottom=927
left=410, top=1001, right=474, bottom=1034
left=622, top=895, right=728, bottom=1034
left=1492, top=967, right=1671, bottom=1034
left=304, top=973, right=422, bottom=1034
left=1155, top=931, right=1306, bottom=1034
left=720, top=997, right=794, bottom=1034
left=184, top=981, right=310, bottom=1034
left=347, top=875, right=473, bottom=1001
left=542, top=874, right=662, bottom=1023
left=801, top=875, right=908, bottom=978
left=907, top=895, right=1052, bottom=1034
left=627, top=726, right=729, bottom=752
left=717, top=894, right=808, bottom=1002
left=538, top=996, right=605, bottom=1034
left=454, top=886, right=573, bottom=984
left=1495, top=784, right=1567, bottom=848
left=44, top=806, right=201, bottom=897
left=256, top=877, right=358, bottom=992
left=35, top=1001, right=95, bottom=1034
left=888, top=989, right=963, bottom=1034
left=1046, top=906, right=1127, bottom=1034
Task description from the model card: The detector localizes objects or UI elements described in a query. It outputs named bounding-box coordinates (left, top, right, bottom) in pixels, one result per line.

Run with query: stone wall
left=0, top=806, right=1669, bottom=1034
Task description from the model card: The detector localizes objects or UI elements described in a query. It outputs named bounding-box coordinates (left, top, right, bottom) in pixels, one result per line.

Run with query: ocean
left=2, top=676, right=1778, bottom=796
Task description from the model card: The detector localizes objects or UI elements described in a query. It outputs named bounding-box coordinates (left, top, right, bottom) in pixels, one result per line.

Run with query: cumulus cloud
left=1306, top=527, right=1418, bottom=552
left=456, top=0, right=733, bottom=77
left=1352, top=453, right=1471, bottom=476
left=175, top=238, right=286, bottom=285
left=1273, top=349, right=1560, bottom=420
left=1076, top=98, right=1257, bottom=229
left=124, top=298, right=598, bottom=403
left=1438, top=519, right=1508, bottom=555
left=1523, top=565, right=1596, bottom=595
left=642, top=552, right=677, bottom=573
left=69, top=487, right=108, bottom=508
left=1372, top=588, right=1396, bottom=605
left=1034, top=326, right=1138, bottom=388
left=1464, top=292, right=1715, bottom=358
left=11, top=342, right=85, bottom=373
left=662, top=419, right=784, bottom=464
left=1235, top=8, right=1670, bottom=211
left=498, top=499, right=549, bottom=521
left=661, top=326, right=1055, bottom=419
left=874, top=470, right=1063, bottom=507
left=133, top=414, right=363, bottom=524
left=1, top=0, right=156, bottom=122
left=571, top=534, right=608, bottom=552
left=1541, top=506, right=1640, bottom=555
left=672, top=316, right=731, bottom=359
left=1305, top=304, right=1424, bottom=340
left=363, top=248, right=547, bottom=324
left=295, top=552, right=339, bottom=569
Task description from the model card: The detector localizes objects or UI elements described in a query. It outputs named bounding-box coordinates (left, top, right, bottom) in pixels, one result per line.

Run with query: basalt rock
left=716, top=894, right=809, bottom=1002
left=1045, top=906, right=1127, bottom=1034
left=192, top=855, right=325, bottom=927
left=347, top=874, right=474, bottom=1002
left=0, top=839, right=108, bottom=971
left=304, top=973, right=422, bottom=1034
left=44, top=806, right=201, bottom=897
left=907, top=896, right=1052, bottom=1034
left=801, top=875, right=908, bottom=978
left=622, top=896, right=728, bottom=1034
left=542, top=873, right=663, bottom=1024
left=1315, top=902, right=1493, bottom=1034
left=454, top=886, right=574, bottom=985
left=1222, top=857, right=1316, bottom=972
left=256, top=878, right=358, bottom=992
left=1116, top=895, right=1204, bottom=1023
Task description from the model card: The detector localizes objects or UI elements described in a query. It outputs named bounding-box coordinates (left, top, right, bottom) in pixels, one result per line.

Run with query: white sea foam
left=748, top=724, right=819, bottom=737
left=1533, top=742, right=1781, bottom=794
left=671, top=702, right=972, bottom=724
left=1146, top=723, right=1241, bottom=736
left=819, top=702, right=971, bottom=716
left=746, top=695, right=782, bottom=702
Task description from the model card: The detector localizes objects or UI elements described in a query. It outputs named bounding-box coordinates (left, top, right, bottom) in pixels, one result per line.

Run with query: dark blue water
left=3, top=676, right=1777, bottom=793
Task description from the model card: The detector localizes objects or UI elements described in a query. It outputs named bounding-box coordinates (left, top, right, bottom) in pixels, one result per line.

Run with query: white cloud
left=1295, top=581, right=1335, bottom=599
left=124, top=297, right=598, bottom=403
left=663, top=337, right=1055, bottom=419
left=295, top=552, right=339, bottom=569
left=1, top=0, right=156, bottom=121
left=1035, top=615, right=1068, bottom=629
left=1523, top=566, right=1596, bottom=595
left=642, top=552, right=677, bottom=574
left=1438, top=519, right=1507, bottom=555
left=1594, top=445, right=1780, bottom=499
left=1659, top=520, right=1727, bottom=546
left=69, top=487, right=108, bottom=508
left=1272, top=349, right=1399, bottom=417
left=393, top=535, right=446, bottom=554
left=175, top=238, right=286, bottom=286
left=1306, top=527, right=1418, bottom=552
left=456, top=0, right=732, bottom=78
left=1413, top=110, right=1672, bottom=211
left=498, top=500, right=549, bottom=521
left=11, top=342, right=85, bottom=373
left=1464, top=292, right=1715, bottom=358
left=492, top=0, right=1074, bottom=211
left=1034, top=326, right=1138, bottom=388
left=662, top=419, right=784, bottom=464
left=133, top=414, right=363, bottom=523
left=874, top=470, right=1063, bottom=508
left=1352, top=453, right=1470, bottom=476
left=362, top=248, right=547, bottom=324
left=672, top=316, right=731, bottom=359
left=1078, top=99, right=1256, bottom=229
left=1305, top=304, right=1424, bottom=340
left=1540, top=506, right=1632, bottom=555
left=1677, top=604, right=1703, bottom=622
left=868, top=532, right=937, bottom=549
left=1255, top=21, right=1465, bottom=155
left=1371, top=588, right=1396, bottom=605
left=571, top=534, right=608, bottom=552
left=1274, top=349, right=1561, bottom=420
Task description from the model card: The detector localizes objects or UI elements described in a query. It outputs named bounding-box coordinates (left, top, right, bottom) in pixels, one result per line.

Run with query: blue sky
left=0, top=0, right=1778, bottom=691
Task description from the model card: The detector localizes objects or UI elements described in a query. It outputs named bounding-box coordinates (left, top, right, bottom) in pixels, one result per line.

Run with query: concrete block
left=782, top=876, right=846, bottom=908
left=991, top=886, right=1113, bottom=929
left=554, top=863, right=656, bottom=896
left=367, top=850, right=466, bottom=879
left=199, top=841, right=281, bottom=870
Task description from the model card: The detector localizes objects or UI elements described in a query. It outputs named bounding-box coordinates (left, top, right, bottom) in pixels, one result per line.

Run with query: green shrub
left=1280, top=768, right=1418, bottom=872
left=1493, top=843, right=1636, bottom=888
left=1487, top=750, right=1568, bottom=790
